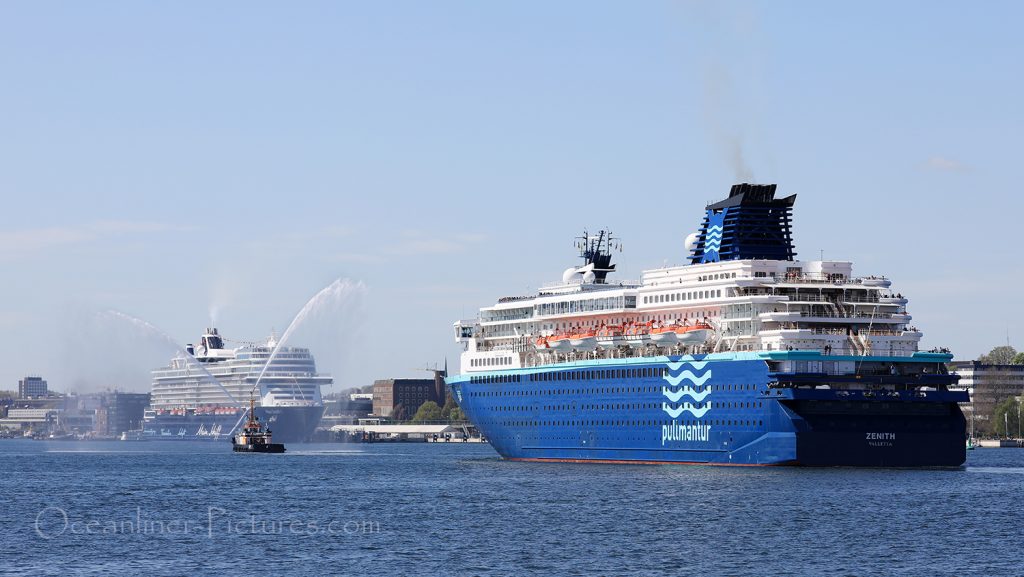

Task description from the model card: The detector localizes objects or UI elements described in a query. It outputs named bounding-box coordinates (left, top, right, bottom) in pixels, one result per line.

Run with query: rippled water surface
left=1, top=440, right=1020, bottom=576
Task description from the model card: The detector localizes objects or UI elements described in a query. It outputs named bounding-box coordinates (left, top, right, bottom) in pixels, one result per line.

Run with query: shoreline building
left=951, top=361, right=1024, bottom=436
left=372, top=371, right=448, bottom=420
left=18, top=376, right=48, bottom=399
left=105, top=392, right=150, bottom=436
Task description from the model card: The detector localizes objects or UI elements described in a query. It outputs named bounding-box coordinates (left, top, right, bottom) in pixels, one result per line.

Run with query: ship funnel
left=202, top=328, right=225, bottom=351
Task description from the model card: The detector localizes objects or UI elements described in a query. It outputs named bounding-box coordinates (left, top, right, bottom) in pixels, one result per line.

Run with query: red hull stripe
left=506, top=457, right=792, bottom=467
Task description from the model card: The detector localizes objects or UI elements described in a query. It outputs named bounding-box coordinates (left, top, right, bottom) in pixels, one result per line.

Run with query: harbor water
left=1, top=440, right=1020, bottom=576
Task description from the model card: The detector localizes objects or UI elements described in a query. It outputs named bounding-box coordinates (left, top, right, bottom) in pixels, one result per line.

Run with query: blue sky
left=0, top=1, right=1020, bottom=393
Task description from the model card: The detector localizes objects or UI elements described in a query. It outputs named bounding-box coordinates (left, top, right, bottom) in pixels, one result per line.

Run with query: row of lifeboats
left=534, top=321, right=713, bottom=352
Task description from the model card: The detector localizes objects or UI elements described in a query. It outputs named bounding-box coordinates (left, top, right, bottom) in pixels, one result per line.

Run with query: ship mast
left=574, top=229, right=620, bottom=283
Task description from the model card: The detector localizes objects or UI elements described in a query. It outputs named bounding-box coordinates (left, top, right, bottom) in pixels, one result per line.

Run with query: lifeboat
left=596, top=325, right=626, bottom=348
left=622, top=322, right=652, bottom=348
left=533, top=337, right=550, bottom=351
left=545, top=333, right=573, bottom=352
left=568, top=329, right=598, bottom=351
left=649, top=324, right=679, bottom=346
left=675, top=322, right=714, bottom=344
left=651, top=321, right=714, bottom=346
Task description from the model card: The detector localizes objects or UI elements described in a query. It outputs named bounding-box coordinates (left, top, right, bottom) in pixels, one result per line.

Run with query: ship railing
left=795, top=311, right=899, bottom=320
left=748, top=274, right=889, bottom=285
left=513, top=339, right=922, bottom=367
left=539, top=279, right=641, bottom=289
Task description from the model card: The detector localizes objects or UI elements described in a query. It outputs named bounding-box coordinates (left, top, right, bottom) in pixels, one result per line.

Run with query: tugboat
left=231, top=398, right=286, bottom=453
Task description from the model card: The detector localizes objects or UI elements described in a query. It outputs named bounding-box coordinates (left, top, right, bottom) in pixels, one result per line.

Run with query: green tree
left=979, top=346, right=1018, bottom=365
left=391, top=403, right=408, bottom=422
left=440, top=396, right=458, bottom=420
left=992, top=396, right=1022, bottom=438
left=448, top=407, right=465, bottom=422
left=412, top=401, right=443, bottom=422
left=1012, top=352, right=1024, bottom=365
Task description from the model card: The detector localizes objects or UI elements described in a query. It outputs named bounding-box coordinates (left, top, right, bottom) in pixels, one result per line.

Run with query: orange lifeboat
left=596, top=325, right=625, bottom=348
left=674, top=322, right=714, bottom=344
left=650, top=322, right=679, bottom=345
left=545, top=333, right=573, bottom=352
left=568, top=329, right=598, bottom=351
left=534, top=336, right=550, bottom=351
left=622, top=321, right=653, bottom=348
left=651, top=321, right=714, bottom=346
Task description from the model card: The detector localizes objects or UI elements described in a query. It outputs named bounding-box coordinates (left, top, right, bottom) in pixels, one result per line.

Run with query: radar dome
left=582, top=271, right=596, bottom=284
left=562, top=267, right=580, bottom=284
left=684, top=232, right=700, bottom=253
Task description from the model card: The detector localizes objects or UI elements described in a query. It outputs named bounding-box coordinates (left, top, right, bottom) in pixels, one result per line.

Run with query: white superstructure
left=150, top=328, right=331, bottom=410
left=456, top=235, right=923, bottom=374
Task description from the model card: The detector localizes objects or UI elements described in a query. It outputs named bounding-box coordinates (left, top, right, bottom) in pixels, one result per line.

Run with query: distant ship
left=447, top=184, right=968, bottom=467
left=143, top=328, right=330, bottom=442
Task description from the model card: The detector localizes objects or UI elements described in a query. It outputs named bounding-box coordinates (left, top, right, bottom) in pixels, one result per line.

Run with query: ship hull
left=447, top=354, right=967, bottom=467
left=233, top=443, right=286, bottom=453
left=142, top=405, right=324, bottom=443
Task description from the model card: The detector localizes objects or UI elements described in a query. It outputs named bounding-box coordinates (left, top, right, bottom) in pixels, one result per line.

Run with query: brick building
left=372, top=371, right=448, bottom=420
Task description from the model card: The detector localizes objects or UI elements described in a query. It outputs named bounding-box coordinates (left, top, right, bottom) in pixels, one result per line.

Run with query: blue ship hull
left=447, top=353, right=967, bottom=467
left=142, top=405, right=325, bottom=443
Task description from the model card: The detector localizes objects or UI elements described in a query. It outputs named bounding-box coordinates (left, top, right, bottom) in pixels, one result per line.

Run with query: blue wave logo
left=660, top=357, right=713, bottom=420
left=704, top=224, right=723, bottom=253
left=700, top=208, right=728, bottom=264
left=662, top=386, right=711, bottom=403
left=662, top=403, right=711, bottom=419
left=661, top=358, right=714, bottom=445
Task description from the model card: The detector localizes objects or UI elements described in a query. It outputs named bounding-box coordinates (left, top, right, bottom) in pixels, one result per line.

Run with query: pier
left=329, top=424, right=483, bottom=443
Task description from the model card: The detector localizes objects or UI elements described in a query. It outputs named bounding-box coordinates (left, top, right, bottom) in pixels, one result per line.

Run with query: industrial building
left=951, top=361, right=1024, bottom=436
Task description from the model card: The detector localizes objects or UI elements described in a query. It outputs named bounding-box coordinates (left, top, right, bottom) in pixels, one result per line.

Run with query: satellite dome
left=684, top=232, right=700, bottom=253
left=562, top=267, right=580, bottom=284
left=582, top=271, right=596, bottom=284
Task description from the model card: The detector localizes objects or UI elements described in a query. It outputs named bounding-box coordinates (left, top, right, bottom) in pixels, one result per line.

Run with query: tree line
left=977, top=345, right=1024, bottom=365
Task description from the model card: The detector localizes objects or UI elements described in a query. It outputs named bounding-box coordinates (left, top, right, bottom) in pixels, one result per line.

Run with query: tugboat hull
left=232, top=442, right=286, bottom=454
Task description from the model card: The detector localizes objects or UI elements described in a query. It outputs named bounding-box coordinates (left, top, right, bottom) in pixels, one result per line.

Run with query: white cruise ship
left=144, top=328, right=331, bottom=442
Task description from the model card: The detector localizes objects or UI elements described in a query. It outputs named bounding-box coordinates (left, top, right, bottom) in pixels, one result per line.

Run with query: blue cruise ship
left=447, top=184, right=967, bottom=466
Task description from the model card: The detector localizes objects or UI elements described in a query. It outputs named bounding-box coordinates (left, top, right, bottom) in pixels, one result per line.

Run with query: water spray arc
left=249, top=278, right=366, bottom=396
left=226, top=279, right=367, bottom=437
left=100, top=310, right=243, bottom=407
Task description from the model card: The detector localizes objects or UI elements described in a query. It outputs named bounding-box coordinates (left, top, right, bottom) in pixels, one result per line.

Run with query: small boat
left=596, top=325, right=626, bottom=348
left=533, top=337, right=550, bottom=351
left=649, top=323, right=679, bottom=345
left=232, top=398, right=285, bottom=453
left=675, top=322, right=714, bottom=344
left=622, top=322, right=652, bottom=348
left=545, top=333, right=573, bottom=352
left=651, top=322, right=713, bottom=346
left=568, top=329, right=598, bottom=351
